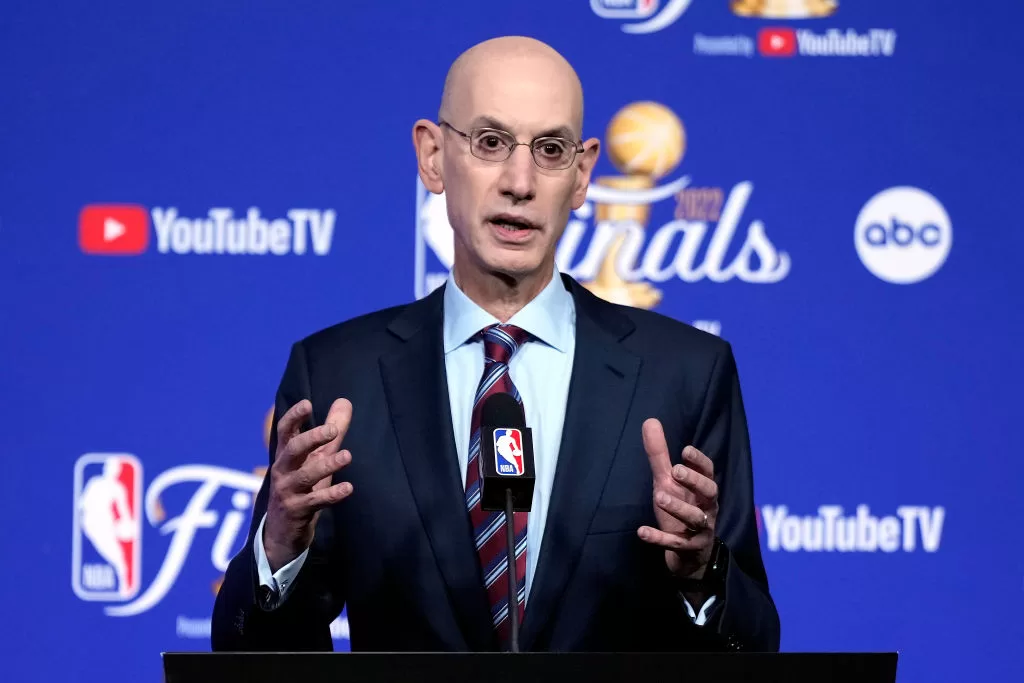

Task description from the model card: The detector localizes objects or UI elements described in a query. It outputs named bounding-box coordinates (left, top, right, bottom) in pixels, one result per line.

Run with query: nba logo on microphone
left=494, top=428, right=525, bottom=476
left=72, top=454, right=143, bottom=601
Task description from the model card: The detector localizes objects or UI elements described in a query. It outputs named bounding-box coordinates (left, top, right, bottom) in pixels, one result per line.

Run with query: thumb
left=642, top=418, right=672, bottom=479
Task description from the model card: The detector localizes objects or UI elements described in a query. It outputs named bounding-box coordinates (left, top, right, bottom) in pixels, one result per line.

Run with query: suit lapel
left=379, top=286, right=495, bottom=651
left=520, top=277, right=641, bottom=649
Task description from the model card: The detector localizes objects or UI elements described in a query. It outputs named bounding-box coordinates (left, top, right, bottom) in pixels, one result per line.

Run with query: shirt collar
left=442, top=268, right=575, bottom=354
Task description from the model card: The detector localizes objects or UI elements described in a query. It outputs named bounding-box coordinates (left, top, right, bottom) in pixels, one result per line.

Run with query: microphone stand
left=505, top=487, right=520, bottom=653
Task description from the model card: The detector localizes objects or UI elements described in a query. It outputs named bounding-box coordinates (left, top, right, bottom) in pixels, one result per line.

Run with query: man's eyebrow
left=536, top=125, right=578, bottom=140
left=467, top=115, right=512, bottom=132
left=469, top=116, right=578, bottom=141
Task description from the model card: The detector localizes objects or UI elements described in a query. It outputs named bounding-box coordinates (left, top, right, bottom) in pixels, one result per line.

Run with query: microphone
left=479, top=392, right=535, bottom=653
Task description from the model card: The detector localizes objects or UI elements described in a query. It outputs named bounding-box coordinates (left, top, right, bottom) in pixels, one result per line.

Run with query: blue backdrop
left=2, top=1, right=1022, bottom=681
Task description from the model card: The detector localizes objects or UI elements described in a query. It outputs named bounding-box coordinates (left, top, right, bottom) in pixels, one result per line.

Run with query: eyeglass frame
left=437, top=119, right=585, bottom=170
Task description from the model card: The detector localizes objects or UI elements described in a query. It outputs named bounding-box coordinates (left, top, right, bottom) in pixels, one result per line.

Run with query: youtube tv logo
left=79, top=205, right=149, bottom=255
left=758, top=28, right=797, bottom=57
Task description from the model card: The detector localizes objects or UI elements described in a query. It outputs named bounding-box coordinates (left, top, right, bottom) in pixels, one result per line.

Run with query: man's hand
left=638, top=418, right=719, bottom=581
left=263, top=398, right=355, bottom=572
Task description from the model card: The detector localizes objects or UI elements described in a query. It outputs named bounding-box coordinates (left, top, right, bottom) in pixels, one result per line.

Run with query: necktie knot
left=480, top=324, right=530, bottom=366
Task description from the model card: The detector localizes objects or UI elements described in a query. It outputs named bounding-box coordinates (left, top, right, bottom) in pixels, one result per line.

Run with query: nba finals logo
left=72, top=451, right=262, bottom=616
left=590, top=0, right=693, bottom=34
left=73, top=454, right=143, bottom=601
left=70, top=415, right=349, bottom=640
left=416, top=100, right=791, bottom=308
left=494, top=429, right=525, bottom=476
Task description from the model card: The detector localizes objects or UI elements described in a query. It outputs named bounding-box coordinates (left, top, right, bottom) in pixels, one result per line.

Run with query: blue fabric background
left=1, top=1, right=1021, bottom=680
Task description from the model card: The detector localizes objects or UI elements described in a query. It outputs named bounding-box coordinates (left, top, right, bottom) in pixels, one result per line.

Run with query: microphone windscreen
left=481, top=392, right=525, bottom=428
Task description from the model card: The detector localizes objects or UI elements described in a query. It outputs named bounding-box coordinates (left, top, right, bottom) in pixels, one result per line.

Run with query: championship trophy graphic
left=584, top=101, right=686, bottom=309
left=731, top=0, right=837, bottom=18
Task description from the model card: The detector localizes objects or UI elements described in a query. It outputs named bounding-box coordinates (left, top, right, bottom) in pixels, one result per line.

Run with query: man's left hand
left=638, top=418, right=719, bottom=581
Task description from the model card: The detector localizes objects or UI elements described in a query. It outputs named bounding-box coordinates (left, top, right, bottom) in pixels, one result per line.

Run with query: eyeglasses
left=438, top=120, right=584, bottom=171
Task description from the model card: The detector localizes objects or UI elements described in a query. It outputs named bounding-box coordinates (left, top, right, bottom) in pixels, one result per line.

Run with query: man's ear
left=571, top=138, right=601, bottom=210
left=413, top=119, right=445, bottom=194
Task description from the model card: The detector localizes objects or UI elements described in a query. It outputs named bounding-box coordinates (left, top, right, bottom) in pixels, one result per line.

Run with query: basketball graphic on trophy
left=584, top=101, right=686, bottom=309
left=731, top=0, right=837, bottom=18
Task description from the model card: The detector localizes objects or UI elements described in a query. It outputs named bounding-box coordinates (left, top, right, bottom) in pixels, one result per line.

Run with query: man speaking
left=211, top=36, right=780, bottom=653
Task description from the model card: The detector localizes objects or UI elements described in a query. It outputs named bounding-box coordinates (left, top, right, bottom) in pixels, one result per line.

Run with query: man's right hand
left=263, top=398, right=355, bottom=572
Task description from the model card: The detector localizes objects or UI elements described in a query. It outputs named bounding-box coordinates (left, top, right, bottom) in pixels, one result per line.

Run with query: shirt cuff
left=681, top=594, right=718, bottom=626
left=254, top=513, right=309, bottom=610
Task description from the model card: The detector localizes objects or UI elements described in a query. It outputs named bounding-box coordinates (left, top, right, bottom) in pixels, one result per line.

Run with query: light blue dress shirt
left=254, top=269, right=714, bottom=623
left=441, top=267, right=576, bottom=602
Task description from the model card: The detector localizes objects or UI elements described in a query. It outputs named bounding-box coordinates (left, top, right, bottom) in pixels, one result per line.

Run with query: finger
left=302, top=399, right=353, bottom=465
left=682, top=445, right=714, bottom=479
left=642, top=418, right=672, bottom=479
left=281, top=423, right=339, bottom=470
left=655, top=490, right=709, bottom=531
left=323, top=398, right=353, bottom=449
left=637, top=526, right=706, bottom=552
left=306, top=480, right=354, bottom=510
left=276, top=400, right=313, bottom=452
left=671, top=464, right=718, bottom=503
left=295, top=449, right=352, bottom=491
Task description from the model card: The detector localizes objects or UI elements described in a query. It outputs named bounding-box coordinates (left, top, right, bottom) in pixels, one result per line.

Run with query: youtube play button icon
left=79, top=205, right=149, bottom=255
left=103, top=217, right=127, bottom=241
left=758, top=27, right=797, bottom=57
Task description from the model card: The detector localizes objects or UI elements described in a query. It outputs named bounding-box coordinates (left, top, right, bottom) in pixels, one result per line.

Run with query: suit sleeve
left=690, top=342, right=781, bottom=652
left=211, top=341, right=347, bottom=651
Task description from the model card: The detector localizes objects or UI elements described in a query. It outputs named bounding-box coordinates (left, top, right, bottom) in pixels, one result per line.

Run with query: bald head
left=411, top=36, right=601, bottom=308
left=438, top=36, right=585, bottom=136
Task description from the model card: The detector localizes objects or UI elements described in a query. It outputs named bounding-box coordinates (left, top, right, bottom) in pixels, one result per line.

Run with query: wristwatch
left=677, top=537, right=728, bottom=593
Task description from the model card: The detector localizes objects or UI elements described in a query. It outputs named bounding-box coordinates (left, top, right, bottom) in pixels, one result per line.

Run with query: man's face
left=436, top=56, right=597, bottom=283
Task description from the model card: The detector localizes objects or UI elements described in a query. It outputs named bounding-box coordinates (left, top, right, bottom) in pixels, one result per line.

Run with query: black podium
left=162, top=652, right=898, bottom=683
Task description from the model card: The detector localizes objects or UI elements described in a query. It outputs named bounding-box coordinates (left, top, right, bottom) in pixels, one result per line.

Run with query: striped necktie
left=465, top=323, right=530, bottom=649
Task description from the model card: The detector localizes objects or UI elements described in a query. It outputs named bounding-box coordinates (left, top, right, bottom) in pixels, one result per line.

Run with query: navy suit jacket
left=211, top=274, right=780, bottom=652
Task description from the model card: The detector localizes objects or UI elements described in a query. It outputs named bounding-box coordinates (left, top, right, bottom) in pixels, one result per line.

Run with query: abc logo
left=854, top=187, right=952, bottom=284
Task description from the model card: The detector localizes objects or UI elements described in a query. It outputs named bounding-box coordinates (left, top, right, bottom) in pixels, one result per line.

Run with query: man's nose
left=498, top=144, right=537, bottom=203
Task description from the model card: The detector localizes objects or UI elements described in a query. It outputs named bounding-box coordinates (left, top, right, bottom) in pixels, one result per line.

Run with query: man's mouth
left=488, top=214, right=540, bottom=232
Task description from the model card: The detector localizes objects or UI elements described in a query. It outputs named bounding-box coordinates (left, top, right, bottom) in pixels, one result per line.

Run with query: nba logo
left=493, top=428, right=525, bottom=476
left=72, top=453, right=142, bottom=601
